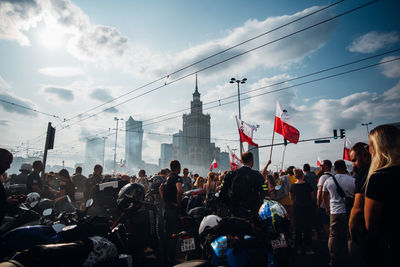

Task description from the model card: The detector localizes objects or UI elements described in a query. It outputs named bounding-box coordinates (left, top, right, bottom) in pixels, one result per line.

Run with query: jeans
left=164, top=206, right=180, bottom=265
left=328, top=213, right=349, bottom=267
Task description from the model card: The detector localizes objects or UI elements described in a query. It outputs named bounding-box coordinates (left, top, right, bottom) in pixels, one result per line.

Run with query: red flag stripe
left=274, top=116, right=300, bottom=144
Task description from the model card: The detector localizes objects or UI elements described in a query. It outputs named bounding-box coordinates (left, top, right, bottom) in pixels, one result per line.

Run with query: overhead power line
left=0, top=99, right=65, bottom=120
left=64, top=0, right=345, bottom=123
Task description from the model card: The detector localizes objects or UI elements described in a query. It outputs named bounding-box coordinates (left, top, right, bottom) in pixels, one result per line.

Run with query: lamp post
left=361, top=122, right=372, bottom=137
left=113, top=117, right=123, bottom=175
left=230, top=77, right=247, bottom=155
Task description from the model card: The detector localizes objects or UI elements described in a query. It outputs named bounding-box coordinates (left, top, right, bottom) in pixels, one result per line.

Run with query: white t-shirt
left=322, top=173, right=355, bottom=214
left=317, top=172, right=333, bottom=208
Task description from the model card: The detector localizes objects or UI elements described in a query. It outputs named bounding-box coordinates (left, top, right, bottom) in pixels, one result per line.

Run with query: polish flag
left=227, top=146, right=242, bottom=170
left=235, top=116, right=258, bottom=147
left=274, top=101, right=300, bottom=144
left=317, top=156, right=323, bottom=167
left=343, top=138, right=353, bottom=161
left=209, top=159, right=218, bottom=171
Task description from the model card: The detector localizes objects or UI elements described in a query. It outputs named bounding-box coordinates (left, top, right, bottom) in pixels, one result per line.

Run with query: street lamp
left=230, top=77, right=247, bottom=155
left=361, top=122, right=372, bottom=137
left=113, top=117, right=123, bottom=175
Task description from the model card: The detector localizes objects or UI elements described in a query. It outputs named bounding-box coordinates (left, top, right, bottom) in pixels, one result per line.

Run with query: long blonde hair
left=367, top=124, right=400, bottom=180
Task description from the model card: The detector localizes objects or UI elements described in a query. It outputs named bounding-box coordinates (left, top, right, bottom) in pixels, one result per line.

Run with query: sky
left=1, top=0, right=400, bottom=174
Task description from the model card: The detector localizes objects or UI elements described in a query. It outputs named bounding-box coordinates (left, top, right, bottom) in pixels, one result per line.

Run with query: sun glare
left=38, top=26, right=65, bottom=50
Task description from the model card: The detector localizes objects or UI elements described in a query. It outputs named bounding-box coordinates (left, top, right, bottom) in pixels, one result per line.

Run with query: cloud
left=0, top=75, right=11, bottom=88
left=380, top=56, right=400, bottom=78
left=0, top=90, right=37, bottom=116
left=42, top=86, right=74, bottom=101
left=302, top=82, right=400, bottom=134
left=242, top=74, right=297, bottom=123
left=38, top=66, right=84, bottom=77
left=347, top=31, right=399, bottom=54
left=0, top=1, right=336, bottom=78
left=0, top=119, right=10, bottom=126
left=89, top=88, right=114, bottom=102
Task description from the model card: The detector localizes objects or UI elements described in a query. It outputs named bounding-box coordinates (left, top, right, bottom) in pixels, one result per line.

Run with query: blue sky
left=1, top=0, right=400, bottom=174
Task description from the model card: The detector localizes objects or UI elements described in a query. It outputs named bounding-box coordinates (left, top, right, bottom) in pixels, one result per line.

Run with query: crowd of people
left=0, top=123, right=399, bottom=267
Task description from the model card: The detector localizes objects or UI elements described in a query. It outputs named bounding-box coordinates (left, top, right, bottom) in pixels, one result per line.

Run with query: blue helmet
left=258, top=200, right=289, bottom=235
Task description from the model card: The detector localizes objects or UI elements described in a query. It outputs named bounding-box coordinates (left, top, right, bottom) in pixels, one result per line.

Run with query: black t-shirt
left=354, top=167, right=368, bottom=194
left=26, top=172, right=43, bottom=193
left=163, top=173, right=182, bottom=207
left=0, top=179, right=7, bottom=224
left=365, top=165, right=400, bottom=236
left=289, top=182, right=314, bottom=208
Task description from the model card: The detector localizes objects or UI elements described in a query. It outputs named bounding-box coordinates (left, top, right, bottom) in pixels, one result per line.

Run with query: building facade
left=125, top=116, right=143, bottom=168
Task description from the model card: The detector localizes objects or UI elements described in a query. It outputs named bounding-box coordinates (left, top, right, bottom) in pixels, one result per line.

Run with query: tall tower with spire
left=181, top=74, right=211, bottom=170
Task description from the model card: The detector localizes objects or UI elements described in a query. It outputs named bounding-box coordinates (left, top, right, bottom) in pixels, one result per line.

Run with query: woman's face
left=369, top=138, right=375, bottom=157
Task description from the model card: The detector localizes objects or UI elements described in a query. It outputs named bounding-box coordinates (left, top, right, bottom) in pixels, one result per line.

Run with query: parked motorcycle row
left=1, top=182, right=292, bottom=267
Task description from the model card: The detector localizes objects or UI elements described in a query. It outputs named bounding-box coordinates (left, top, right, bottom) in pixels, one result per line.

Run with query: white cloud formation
left=0, top=74, right=11, bottom=88
left=0, top=90, right=37, bottom=116
left=38, top=66, right=84, bottom=77
left=42, top=86, right=74, bottom=101
left=300, top=81, right=400, bottom=134
left=348, top=31, right=399, bottom=54
left=0, top=1, right=337, bottom=79
left=380, top=56, right=400, bottom=78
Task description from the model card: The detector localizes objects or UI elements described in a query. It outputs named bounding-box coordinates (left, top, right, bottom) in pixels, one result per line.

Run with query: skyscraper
left=125, top=116, right=143, bottom=168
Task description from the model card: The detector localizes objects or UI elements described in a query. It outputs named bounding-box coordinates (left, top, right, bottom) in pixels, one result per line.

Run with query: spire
left=193, top=73, right=200, bottom=97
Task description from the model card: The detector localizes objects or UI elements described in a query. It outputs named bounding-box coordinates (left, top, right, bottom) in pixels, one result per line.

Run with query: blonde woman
left=194, top=176, right=205, bottom=190
left=364, top=124, right=400, bottom=267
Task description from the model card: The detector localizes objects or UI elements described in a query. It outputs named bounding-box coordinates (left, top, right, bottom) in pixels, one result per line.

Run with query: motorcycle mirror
left=215, top=192, right=220, bottom=198
left=30, top=201, right=38, bottom=208
left=43, top=208, right=53, bottom=216
left=52, top=223, right=66, bottom=233
left=85, top=198, right=94, bottom=208
left=275, top=185, right=282, bottom=190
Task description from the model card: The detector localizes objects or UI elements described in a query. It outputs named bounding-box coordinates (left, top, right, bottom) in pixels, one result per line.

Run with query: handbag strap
left=326, top=173, right=346, bottom=198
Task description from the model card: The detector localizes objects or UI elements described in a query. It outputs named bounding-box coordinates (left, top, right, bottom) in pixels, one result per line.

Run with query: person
left=364, top=124, right=400, bottom=267
left=72, top=166, right=87, bottom=201
left=0, top=148, right=24, bottom=225
left=193, top=176, right=205, bottom=190
left=316, top=160, right=333, bottom=239
left=58, top=169, right=76, bottom=202
left=289, top=168, right=315, bottom=256
left=11, top=163, right=32, bottom=185
left=181, top=168, right=193, bottom=193
left=84, top=164, right=103, bottom=200
left=220, top=151, right=267, bottom=219
left=204, top=172, right=218, bottom=197
left=159, top=160, right=183, bottom=266
left=278, top=166, right=296, bottom=228
left=136, top=169, right=149, bottom=192
left=303, top=163, right=317, bottom=194
left=322, top=160, right=355, bottom=267
left=26, top=160, right=44, bottom=194
left=348, top=142, right=371, bottom=267
left=265, top=174, right=276, bottom=199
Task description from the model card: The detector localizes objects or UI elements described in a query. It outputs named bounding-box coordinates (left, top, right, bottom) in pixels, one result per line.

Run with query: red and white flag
left=317, top=156, right=323, bottom=167
left=209, top=159, right=218, bottom=171
left=235, top=116, right=258, bottom=147
left=227, top=146, right=242, bottom=170
left=274, top=101, right=300, bottom=144
left=343, top=138, right=353, bottom=161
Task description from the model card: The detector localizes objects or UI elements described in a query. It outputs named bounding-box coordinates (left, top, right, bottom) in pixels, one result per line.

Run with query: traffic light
left=340, top=129, right=345, bottom=139
left=333, top=129, right=338, bottom=139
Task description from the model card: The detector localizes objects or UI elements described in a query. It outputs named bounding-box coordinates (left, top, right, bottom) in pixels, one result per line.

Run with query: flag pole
left=281, top=144, right=287, bottom=170
left=269, top=128, right=275, bottom=161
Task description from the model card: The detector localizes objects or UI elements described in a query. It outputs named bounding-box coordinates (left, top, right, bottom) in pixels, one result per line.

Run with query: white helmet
left=25, top=192, right=41, bottom=204
left=198, top=215, right=221, bottom=236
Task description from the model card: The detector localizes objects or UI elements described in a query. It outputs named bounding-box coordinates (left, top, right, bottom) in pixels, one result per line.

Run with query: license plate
left=271, top=233, right=287, bottom=249
left=181, top=237, right=196, bottom=252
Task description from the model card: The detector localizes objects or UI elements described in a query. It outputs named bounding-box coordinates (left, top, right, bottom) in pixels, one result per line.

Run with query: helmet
left=117, top=183, right=145, bottom=211
left=258, top=200, right=289, bottom=236
left=19, top=163, right=32, bottom=172
left=199, top=214, right=221, bottom=236
left=25, top=192, right=41, bottom=206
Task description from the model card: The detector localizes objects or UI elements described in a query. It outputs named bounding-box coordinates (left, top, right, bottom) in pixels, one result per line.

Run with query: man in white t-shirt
left=316, top=159, right=333, bottom=239
left=323, top=160, right=355, bottom=267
